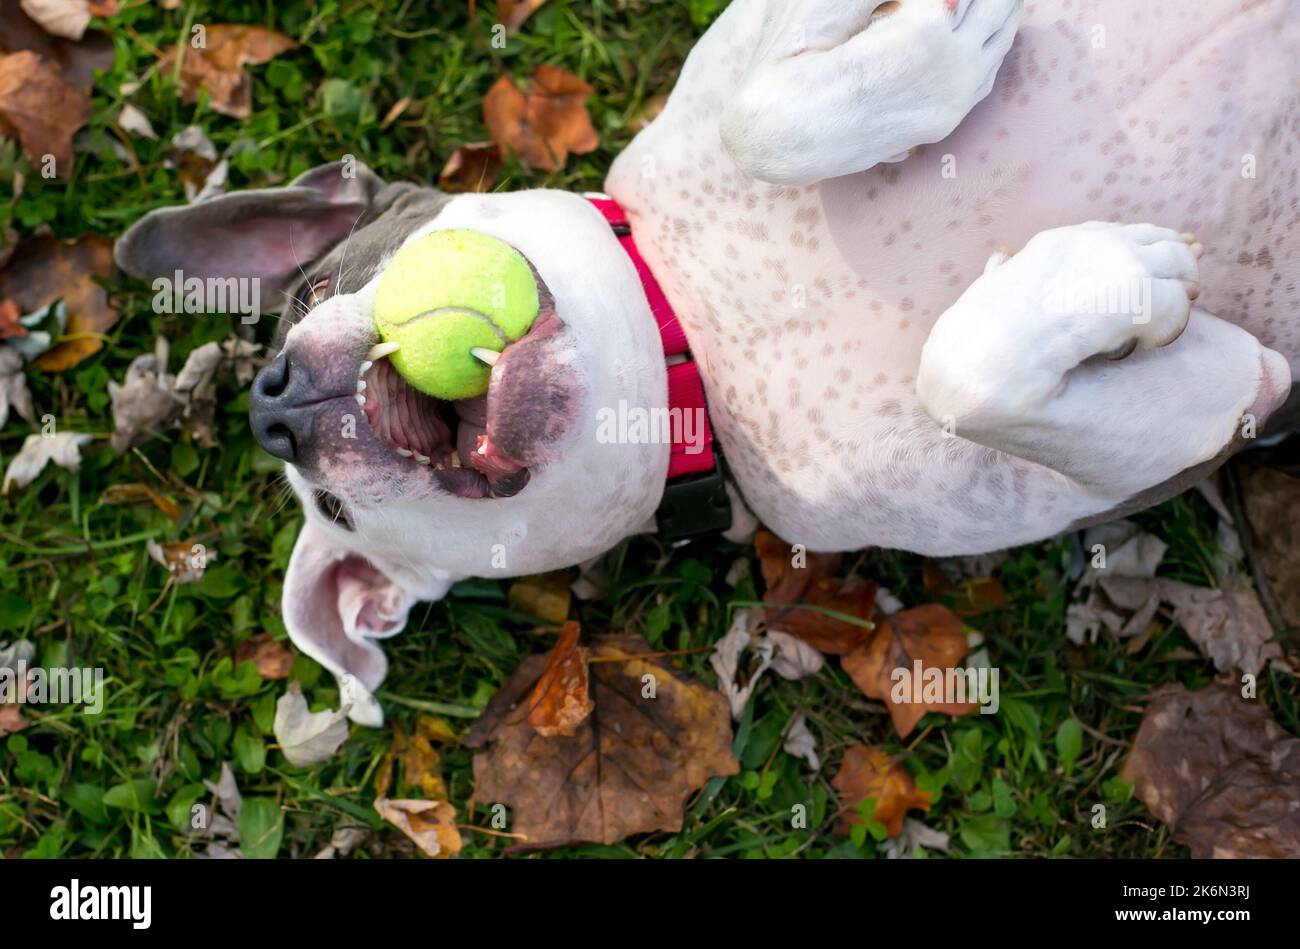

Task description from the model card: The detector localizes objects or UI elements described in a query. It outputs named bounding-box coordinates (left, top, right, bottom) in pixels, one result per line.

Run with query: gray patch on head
left=274, top=184, right=454, bottom=350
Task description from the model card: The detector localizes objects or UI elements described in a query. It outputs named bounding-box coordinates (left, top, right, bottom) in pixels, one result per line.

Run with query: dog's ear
left=114, top=160, right=386, bottom=307
left=281, top=520, right=416, bottom=726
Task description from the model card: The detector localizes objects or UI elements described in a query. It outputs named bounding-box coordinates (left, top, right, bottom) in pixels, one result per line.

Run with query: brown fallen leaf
left=483, top=64, right=598, bottom=173
left=525, top=620, right=593, bottom=737
left=438, top=141, right=502, bottom=194
left=0, top=50, right=92, bottom=176
left=373, top=798, right=462, bottom=859
left=234, top=634, right=294, bottom=680
left=468, top=633, right=739, bottom=850
left=0, top=232, right=115, bottom=371
left=401, top=716, right=453, bottom=800
left=1159, top=580, right=1282, bottom=677
left=831, top=744, right=931, bottom=838
left=98, top=481, right=182, bottom=521
left=0, top=299, right=24, bottom=339
left=0, top=703, right=27, bottom=735
left=842, top=604, right=978, bottom=738
left=0, top=6, right=114, bottom=90
left=1242, top=467, right=1300, bottom=632
left=499, top=0, right=549, bottom=33
left=506, top=569, right=571, bottom=624
left=922, top=562, right=1008, bottom=618
left=756, top=529, right=875, bottom=655
left=158, top=25, right=294, bottom=119
left=1121, top=681, right=1300, bottom=858
left=146, top=537, right=212, bottom=584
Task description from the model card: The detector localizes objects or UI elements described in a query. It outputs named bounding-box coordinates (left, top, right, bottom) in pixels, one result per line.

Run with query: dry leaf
left=373, top=798, right=462, bottom=859
left=710, top=608, right=824, bottom=719
left=115, top=102, right=157, bottom=140
left=842, top=604, right=978, bottom=738
left=483, top=65, right=598, bottom=173
left=399, top=716, right=451, bottom=800
left=98, top=481, right=181, bottom=520
left=158, top=25, right=294, bottom=119
left=468, top=633, right=739, bottom=850
left=273, top=680, right=350, bottom=766
left=312, top=824, right=368, bottom=860
left=831, top=744, right=931, bottom=838
left=19, top=0, right=117, bottom=41
left=1242, top=467, right=1300, bottom=631
left=2, top=431, right=92, bottom=493
left=0, top=50, right=92, bottom=176
left=506, top=569, right=571, bottom=624
left=1158, top=580, right=1282, bottom=676
left=782, top=711, right=820, bottom=770
left=438, top=141, right=502, bottom=193
left=0, top=299, right=25, bottom=339
left=1121, top=681, right=1300, bottom=858
left=234, top=634, right=294, bottom=680
left=525, top=621, right=593, bottom=737
left=0, top=232, right=115, bottom=371
left=0, top=7, right=114, bottom=90
left=109, top=336, right=261, bottom=451
left=146, top=537, right=212, bottom=584
left=756, top=530, right=876, bottom=655
left=922, top=563, right=1008, bottom=617
left=499, top=0, right=548, bottom=33
left=168, top=125, right=226, bottom=201
left=0, top=346, right=34, bottom=428
left=0, top=703, right=29, bottom=736
left=881, top=817, right=951, bottom=858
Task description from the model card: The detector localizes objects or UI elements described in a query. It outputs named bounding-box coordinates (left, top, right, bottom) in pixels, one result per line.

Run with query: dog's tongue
left=450, top=308, right=575, bottom=498
left=452, top=395, right=529, bottom=497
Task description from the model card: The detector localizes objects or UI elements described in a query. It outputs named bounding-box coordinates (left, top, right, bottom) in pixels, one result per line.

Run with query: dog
left=115, top=0, right=1299, bottom=724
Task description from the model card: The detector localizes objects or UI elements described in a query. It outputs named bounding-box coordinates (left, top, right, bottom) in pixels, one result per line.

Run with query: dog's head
left=117, top=162, right=669, bottom=722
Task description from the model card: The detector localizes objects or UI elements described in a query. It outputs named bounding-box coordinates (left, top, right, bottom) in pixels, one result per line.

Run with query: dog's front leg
left=917, top=222, right=1292, bottom=504
left=720, top=0, right=1021, bottom=185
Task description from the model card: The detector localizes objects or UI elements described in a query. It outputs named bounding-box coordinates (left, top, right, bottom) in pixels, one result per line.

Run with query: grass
left=2, top=0, right=1297, bottom=859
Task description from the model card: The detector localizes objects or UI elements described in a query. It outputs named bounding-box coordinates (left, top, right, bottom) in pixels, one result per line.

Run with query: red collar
left=586, top=194, right=716, bottom=481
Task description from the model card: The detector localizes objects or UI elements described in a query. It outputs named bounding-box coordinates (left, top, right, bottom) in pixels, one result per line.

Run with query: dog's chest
left=605, top=0, right=1298, bottom=551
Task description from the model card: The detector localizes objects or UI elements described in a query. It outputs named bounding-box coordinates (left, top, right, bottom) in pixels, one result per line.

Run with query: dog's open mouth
left=353, top=282, right=572, bottom=499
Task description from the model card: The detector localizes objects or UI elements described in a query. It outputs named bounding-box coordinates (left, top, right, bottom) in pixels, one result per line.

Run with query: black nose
left=250, top=351, right=316, bottom=463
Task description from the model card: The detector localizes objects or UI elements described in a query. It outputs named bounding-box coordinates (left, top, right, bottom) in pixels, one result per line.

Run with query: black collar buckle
left=655, top=461, right=732, bottom=542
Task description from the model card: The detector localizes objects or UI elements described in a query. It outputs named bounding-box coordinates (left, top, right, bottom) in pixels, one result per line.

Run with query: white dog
left=116, top=0, right=1298, bottom=723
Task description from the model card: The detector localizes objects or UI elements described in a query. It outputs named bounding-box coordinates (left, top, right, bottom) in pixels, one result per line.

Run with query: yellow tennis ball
left=374, top=229, right=540, bottom=400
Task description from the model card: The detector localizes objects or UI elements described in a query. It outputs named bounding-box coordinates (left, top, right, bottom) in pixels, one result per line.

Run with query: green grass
left=3, top=0, right=1297, bottom=859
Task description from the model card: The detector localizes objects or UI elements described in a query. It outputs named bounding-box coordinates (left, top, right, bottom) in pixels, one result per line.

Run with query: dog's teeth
left=368, top=341, right=400, bottom=361
left=470, top=347, right=500, bottom=367
left=359, top=360, right=373, bottom=375
left=415, top=452, right=431, bottom=465
left=450, top=451, right=462, bottom=468
left=355, top=393, right=366, bottom=406
left=356, top=380, right=366, bottom=393
left=396, top=448, right=413, bottom=458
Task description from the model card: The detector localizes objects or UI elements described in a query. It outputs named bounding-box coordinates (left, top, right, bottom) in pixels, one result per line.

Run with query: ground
left=1, top=0, right=1297, bottom=860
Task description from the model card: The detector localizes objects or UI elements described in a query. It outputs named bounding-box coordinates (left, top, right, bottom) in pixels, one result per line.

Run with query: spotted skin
left=608, top=0, right=1299, bottom=554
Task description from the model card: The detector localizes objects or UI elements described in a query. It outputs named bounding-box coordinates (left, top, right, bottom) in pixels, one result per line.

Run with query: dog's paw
left=992, top=221, right=1203, bottom=356
left=864, top=0, right=1023, bottom=137
left=720, top=0, right=1023, bottom=184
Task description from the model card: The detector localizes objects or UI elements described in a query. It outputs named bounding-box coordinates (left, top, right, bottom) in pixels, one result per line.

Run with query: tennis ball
left=373, top=229, right=540, bottom=400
